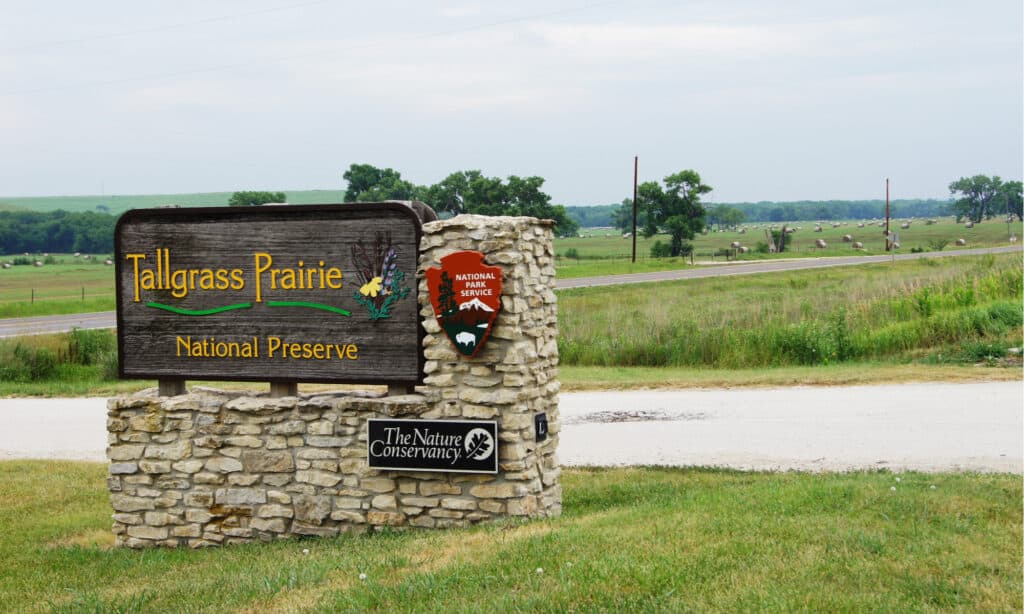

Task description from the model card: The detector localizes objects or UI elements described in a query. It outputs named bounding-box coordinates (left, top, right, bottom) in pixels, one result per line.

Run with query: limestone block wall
left=107, top=214, right=560, bottom=548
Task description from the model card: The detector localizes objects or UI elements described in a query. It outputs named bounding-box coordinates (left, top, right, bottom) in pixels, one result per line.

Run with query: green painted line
left=146, top=302, right=253, bottom=316
left=267, top=301, right=351, bottom=316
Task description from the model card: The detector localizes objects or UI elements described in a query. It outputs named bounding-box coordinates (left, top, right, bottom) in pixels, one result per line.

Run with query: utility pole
left=884, top=178, right=891, bottom=252
left=1006, top=193, right=1012, bottom=242
left=632, top=156, right=638, bottom=263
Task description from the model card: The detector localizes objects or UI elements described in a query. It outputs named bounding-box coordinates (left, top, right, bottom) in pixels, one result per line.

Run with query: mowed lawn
left=0, top=462, right=1019, bottom=612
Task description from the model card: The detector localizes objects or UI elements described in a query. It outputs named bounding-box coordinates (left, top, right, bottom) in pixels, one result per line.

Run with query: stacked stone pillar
left=418, top=215, right=561, bottom=517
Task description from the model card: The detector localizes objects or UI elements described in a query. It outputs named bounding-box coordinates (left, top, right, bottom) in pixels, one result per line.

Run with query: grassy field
left=1, top=255, right=1020, bottom=397
left=0, top=461, right=1018, bottom=612
left=0, top=190, right=349, bottom=215
left=560, top=253, right=1022, bottom=368
left=559, top=217, right=1022, bottom=268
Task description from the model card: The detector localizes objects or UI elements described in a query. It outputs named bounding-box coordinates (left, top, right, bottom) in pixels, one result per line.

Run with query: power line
left=2, top=0, right=624, bottom=96
left=3, top=0, right=330, bottom=52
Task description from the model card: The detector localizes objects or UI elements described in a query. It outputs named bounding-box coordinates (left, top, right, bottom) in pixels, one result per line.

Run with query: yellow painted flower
left=359, top=276, right=383, bottom=297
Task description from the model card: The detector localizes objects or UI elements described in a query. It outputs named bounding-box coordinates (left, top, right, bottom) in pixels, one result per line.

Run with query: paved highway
left=1, top=245, right=1019, bottom=337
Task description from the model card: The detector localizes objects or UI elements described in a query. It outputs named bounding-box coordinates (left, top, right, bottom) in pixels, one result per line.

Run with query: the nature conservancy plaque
left=115, top=203, right=423, bottom=385
left=367, top=419, right=499, bottom=473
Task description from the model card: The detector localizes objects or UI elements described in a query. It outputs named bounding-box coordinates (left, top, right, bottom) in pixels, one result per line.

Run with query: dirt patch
left=564, top=410, right=708, bottom=425
left=46, top=528, right=116, bottom=550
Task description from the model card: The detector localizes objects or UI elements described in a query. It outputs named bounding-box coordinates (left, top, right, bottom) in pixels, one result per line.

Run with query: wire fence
left=0, top=289, right=116, bottom=304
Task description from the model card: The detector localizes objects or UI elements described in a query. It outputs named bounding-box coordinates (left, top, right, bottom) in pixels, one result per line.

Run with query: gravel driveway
left=1, top=381, right=1020, bottom=472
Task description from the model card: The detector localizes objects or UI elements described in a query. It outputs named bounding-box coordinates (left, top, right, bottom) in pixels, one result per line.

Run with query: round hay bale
left=965, top=221, right=974, bottom=228
left=852, top=241, right=864, bottom=248
left=955, top=238, right=966, bottom=246
left=815, top=239, right=827, bottom=248
left=842, top=234, right=853, bottom=242
left=730, top=241, right=742, bottom=249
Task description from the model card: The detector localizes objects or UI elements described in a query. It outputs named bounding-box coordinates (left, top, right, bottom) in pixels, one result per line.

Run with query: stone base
left=107, top=387, right=560, bottom=548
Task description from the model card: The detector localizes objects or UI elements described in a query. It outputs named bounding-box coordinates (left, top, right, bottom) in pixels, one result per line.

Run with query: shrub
left=68, top=328, right=116, bottom=365
left=2, top=344, right=59, bottom=381
left=927, top=239, right=950, bottom=251
left=650, top=241, right=672, bottom=258
left=957, top=341, right=1009, bottom=363
left=563, top=247, right=580, bottom=260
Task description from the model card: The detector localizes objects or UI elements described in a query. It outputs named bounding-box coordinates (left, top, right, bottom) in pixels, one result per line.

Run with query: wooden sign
left=367, top=419, right=498, bottom=474
left=425, top=251, right=502, bottom=357
left=114, top=203, right=423, bottom=385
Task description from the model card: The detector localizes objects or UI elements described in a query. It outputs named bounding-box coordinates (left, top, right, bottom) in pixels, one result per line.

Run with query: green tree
left=997, top=180, right=1022, bottom=220
left=707, top=204, right=745, bottom=230
left=419, top=170, right=578, bottom=237
left=437, top=271, right=457, bottom=315
left=342, top=163, right=415, bottom=202
left=643, top=170, right=711, bottom=257
left=228, top=191, right=286, bottom=207
left=948, top=175, right=1004, bottom=223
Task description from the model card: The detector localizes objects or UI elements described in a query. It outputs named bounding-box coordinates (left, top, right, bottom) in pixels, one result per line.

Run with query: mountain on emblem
left=425, top=251, right=502, bottom=358
left=459, top=298, right=494, bottom=312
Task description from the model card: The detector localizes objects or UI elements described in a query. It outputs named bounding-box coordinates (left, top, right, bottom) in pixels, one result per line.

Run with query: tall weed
left=558, top=254, right=1023, bottom=368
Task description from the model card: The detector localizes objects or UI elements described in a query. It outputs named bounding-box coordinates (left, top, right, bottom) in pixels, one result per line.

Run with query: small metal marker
left=535, top=413, right=548, bottom=442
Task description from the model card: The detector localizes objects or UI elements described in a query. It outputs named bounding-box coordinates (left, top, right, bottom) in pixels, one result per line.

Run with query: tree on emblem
left=437, top=271, right=457, bottom=316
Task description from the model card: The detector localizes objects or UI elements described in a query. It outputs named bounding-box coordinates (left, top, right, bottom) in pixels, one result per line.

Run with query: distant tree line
left=570, top=197, right=1008, bottom=230
left=228, top=191, right=286, bottom=207
left=340, top=163, right=580, bottom=237
left=0, top=210, right=115, bottom=255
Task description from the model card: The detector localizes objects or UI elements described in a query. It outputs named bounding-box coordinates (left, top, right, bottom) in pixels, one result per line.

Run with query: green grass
left=559, top=254, right=1023, bottom=368
left=0, top=256, right=115, bottom=318
left=0, top=190, right=350, bottom=215
left=0, top=462, right=1018, bottom=612
left=559, top=363, right=1023, bottom=390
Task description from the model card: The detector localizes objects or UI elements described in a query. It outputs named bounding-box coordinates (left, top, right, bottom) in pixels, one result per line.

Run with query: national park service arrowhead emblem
left=425, top=251, right=502, bottom=358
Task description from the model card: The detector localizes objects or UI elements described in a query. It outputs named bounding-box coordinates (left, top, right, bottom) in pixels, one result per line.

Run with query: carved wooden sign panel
left=114, top=203, right=423, bottom=385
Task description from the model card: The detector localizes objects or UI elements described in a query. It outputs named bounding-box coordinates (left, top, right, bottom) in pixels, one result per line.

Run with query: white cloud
left=437, top=4, right=483, bottom=19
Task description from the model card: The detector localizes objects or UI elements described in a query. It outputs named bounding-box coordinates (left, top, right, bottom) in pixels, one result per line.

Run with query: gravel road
left=2, top=381, right=1020, bottom=472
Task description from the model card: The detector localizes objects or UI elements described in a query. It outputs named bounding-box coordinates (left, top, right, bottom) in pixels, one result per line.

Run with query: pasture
left=561, top=217, right=1021, bottom=264
left=0, top=255, right=115, bottom=318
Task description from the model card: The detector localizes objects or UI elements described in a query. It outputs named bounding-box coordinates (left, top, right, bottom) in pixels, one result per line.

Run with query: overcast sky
left=1, top=1, right=1021, bottom=205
